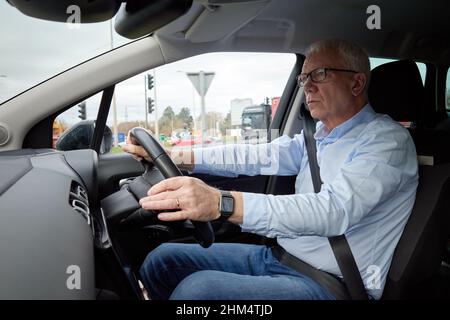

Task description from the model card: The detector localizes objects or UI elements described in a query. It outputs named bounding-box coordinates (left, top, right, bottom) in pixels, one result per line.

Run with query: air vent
left=69, top=181, right=91, bottom=226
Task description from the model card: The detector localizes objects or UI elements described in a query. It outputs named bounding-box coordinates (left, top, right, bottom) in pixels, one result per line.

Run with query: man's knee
left=169, top=271, right=219, bottom=300
left=139, top=243, right=180, bottom=282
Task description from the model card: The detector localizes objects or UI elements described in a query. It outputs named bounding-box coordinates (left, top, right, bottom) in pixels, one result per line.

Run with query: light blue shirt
left=193, top=104, right=418, bottom=299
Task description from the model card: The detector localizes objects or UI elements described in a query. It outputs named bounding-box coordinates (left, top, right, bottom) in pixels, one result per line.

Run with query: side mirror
left=56, top=120, right=113, bottom=154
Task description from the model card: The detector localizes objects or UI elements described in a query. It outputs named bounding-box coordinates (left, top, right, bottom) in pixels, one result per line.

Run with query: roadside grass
left=111, top=146, right=123, bottom=154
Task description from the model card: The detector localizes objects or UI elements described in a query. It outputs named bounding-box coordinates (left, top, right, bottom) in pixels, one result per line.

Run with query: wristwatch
left=218, top=190, right=234, bottom=220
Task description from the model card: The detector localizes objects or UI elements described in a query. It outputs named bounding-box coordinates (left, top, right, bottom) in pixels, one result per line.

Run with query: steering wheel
left=128, top=127, right=214, bottom=248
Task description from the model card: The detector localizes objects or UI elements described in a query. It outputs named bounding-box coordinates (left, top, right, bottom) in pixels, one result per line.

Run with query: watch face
left=222, top=196, right=234, bottom=213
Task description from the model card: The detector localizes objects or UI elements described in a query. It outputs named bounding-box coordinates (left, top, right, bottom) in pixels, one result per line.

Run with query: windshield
left=242, top=113, right=265, bottom=129
left=0, top=1, right=131, bottom=104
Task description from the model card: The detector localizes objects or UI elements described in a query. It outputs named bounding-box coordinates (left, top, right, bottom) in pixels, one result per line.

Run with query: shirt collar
left=314, top=103, right=376, bottom=142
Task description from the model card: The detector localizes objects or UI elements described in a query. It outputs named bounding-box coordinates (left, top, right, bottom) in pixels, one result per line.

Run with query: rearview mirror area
left=56, top=120, right=113, bottom=154
left=8, top=0, right=193, bottom=39
left=114, top=0, right=192, bottom=39
left=7, top=0, right=120, bottom=23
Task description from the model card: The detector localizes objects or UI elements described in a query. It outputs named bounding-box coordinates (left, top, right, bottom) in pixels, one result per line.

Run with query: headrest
left=368, top=60, right=424, bottom=123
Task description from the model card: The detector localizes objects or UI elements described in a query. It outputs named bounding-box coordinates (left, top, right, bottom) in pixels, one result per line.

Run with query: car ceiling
left=155, top=0, right=450, bottom=64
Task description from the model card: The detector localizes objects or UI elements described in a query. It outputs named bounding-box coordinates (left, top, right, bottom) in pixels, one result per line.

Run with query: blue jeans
left=139, top=243, right=336, bottom=300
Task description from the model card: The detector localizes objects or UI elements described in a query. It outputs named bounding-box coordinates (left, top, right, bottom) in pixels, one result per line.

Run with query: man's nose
left=303, top=77, right=316, bottom=92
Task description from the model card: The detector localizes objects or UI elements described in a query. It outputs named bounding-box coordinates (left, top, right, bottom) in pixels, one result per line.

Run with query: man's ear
left=351, top=73, right=367, bottom=96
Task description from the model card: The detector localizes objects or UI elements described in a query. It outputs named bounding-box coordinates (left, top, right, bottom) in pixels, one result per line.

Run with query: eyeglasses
left=297, top=67, right=358, bottom=87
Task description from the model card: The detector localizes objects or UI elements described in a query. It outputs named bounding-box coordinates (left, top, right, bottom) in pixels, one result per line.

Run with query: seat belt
left=300, top=102, right=369, bottom=300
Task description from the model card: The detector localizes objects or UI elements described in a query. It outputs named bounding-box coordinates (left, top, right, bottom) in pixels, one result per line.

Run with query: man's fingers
left=122, top=143, right=134, bottom=153
left=126, top=144, right=140, bottom=155
left=157, top=210, right=189, bottom=222
left=132, top=155, right=142, bottom=162
left=123, top=144, right=147, bottom=158
left=140, top=198, right=180, bottom=211
left=148, top=177, right=188, bottom=196
left=140, top=190, right=179, bottom=203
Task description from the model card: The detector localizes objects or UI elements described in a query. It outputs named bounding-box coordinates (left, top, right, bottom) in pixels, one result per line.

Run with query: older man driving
left=123, top=39, right=418, bottom=300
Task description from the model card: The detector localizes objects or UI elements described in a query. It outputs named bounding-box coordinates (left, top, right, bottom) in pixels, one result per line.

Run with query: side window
left=52, top=92, right=105, bottom=151
left=446, top=68, right=450, bottom=110
left=106, top=52, right=296, bottom=153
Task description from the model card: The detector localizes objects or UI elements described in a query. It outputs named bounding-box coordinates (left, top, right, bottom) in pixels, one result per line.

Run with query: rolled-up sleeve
left=192, top=134, right=305, bottom=177
left=241, top=126, right=418, bottom=238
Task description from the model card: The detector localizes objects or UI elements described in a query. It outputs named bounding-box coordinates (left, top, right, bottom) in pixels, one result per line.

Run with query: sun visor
left=7, top=0, right=120, bottom=23
left=185, top=0, right=270, bottom=43
left=114, top=0, right=193, bottom=39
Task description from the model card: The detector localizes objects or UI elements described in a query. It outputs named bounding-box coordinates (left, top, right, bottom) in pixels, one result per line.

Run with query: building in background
left=271, top=96, right=281, bottom=119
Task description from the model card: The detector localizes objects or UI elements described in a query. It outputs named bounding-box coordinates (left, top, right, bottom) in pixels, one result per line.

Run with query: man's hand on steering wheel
left=122, top=130, right=160, bottom=162
left=122, top=127, right=215, bottom=247
left=139, top=176, right=221, bottom=222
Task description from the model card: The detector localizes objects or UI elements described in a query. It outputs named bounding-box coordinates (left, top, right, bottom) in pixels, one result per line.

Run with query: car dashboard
left=0, top=149, right=99, bottom=299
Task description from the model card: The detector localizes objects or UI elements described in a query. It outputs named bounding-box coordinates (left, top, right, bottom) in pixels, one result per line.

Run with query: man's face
left=301, top=51, right=359, bottom=128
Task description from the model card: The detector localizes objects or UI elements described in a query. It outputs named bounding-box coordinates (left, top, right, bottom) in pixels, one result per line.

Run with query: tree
left=117, top=121, right=141, bottom=135
left=220, top=112, right=231, bottom=135
left=177, top=107, right=193, bottom=130
left=162, top=106, right=175, bottom=118
left=207, top=111, right=223, bottom=130
left=158, top=106, right=176, bottom=136
left=196, top=111, right=224, bottom=135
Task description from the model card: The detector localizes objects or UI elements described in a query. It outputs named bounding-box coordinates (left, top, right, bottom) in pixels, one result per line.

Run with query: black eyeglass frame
left=297, top=67, right=358, bottom=86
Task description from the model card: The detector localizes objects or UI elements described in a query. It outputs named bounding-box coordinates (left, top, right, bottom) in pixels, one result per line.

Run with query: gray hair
left=306, top=39, right=371, bottom=92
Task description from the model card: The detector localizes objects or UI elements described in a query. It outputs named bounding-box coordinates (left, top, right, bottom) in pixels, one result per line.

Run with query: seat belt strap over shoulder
left=300, top=102, right=368, bottom=300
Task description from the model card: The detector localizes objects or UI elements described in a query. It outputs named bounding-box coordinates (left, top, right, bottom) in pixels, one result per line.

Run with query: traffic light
left=78, top=101, right=86, bottom=120
left=148, top=97, right=154, bottom=113
left=147, top=74, right=154, bottom=90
